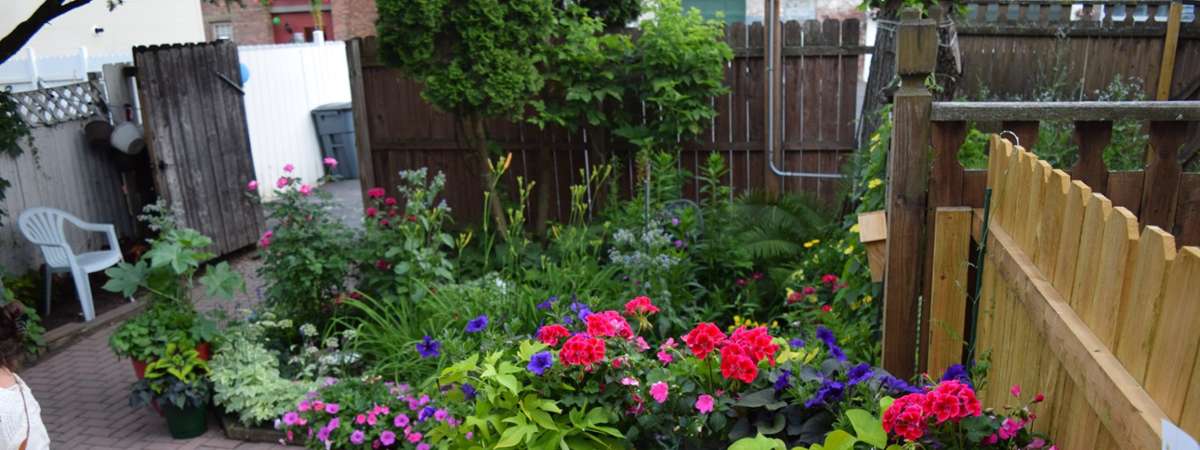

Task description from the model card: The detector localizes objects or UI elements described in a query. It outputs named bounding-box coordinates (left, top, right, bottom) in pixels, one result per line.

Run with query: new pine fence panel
left=349, top=19, right=864, bottom=225
left=939, top=134, right=1200, bottom=449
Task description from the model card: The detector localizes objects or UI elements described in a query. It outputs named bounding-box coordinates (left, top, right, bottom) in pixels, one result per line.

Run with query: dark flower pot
left=162, top=403, right=208, bottom=439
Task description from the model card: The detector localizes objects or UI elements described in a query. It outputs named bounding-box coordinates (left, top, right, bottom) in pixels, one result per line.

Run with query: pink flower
left=982, top=434, right=999, bottom=445
left=657, top=351, right=673, bottom=365
left=258, top=230, right=273, bottom=248
left=997, top=418, right=1022, bottom=439
left=325, top=403, right=340, bottom=414
left=355, top=414, right=367, bottom=425
left=297, top=400, right=310, bottom=412
left=366, top=207, right=378, bottom=218
left=620, top=377, right=639, bottom=386
left=635, top=337, right=650, bottom=351
left=384, top=197, right=398, bottom=206
left=407, top=433, right=422, bottom=443
left=1010, top=384, right=1021, bottom=398
left=276, top=176, right=289, bottom=189
left=284, top=163, right=295, bottom=173
left=695, top=394, right=715, bottom=413
left=650, top=382, right=669, bottom=404
left=323, top=157, right=337, bottom=167
left=247, top=180, right=258, bottom=191
left=299, top=184, right=312, bottom=196
left=367, top=187, right=386, bottom=199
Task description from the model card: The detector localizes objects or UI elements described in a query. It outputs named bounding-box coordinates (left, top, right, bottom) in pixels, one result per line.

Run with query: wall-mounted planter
left=857, top=210, right=887, bottom=282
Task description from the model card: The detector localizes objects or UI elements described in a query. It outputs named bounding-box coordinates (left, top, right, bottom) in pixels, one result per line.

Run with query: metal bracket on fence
left=215, top=70, right=244, bottom=95
left=999, top=130, right=1020, bottom=148
left=965, top=187, right=993, bottom=368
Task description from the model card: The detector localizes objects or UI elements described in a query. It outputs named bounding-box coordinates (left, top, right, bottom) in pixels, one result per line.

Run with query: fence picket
left=1144, top=247, right=1200, bottom=421
left=1114, top=227, right=1177, bottom=382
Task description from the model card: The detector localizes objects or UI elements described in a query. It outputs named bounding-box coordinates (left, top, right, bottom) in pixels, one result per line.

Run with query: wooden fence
left=954, top=0, right=1200, bottom=101
left=925, top=135, right=1200, bottom=449
left=0, top=79, right=136, bottom=272
left=134, top=41, right=264, bottom=256
left=347, top=19, right=865, bottom=224
left=879, top=8, right=1200, bottom=379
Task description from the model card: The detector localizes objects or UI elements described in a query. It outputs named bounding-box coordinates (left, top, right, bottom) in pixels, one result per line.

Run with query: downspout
left=765, top=0, right=843, bottom=180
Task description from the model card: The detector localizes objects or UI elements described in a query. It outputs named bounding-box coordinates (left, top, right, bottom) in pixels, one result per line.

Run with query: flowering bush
left=878, top=380, right=1051, bottom=449
left=354, top=169, right=455, bottom=302
left=253, top=163, right=353, bottom=332
left=278, top=378, right=456, bottom=449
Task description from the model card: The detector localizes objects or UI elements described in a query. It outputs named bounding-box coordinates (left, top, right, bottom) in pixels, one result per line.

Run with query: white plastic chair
left=17, top=207, right=126, bottom=322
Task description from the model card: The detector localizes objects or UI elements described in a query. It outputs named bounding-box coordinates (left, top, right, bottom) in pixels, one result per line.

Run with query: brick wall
left=200, top=1, right=273, bottom=45
left=332, top=0, right=378, bottom=39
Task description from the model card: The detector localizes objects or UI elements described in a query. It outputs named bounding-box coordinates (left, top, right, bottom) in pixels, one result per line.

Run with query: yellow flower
left=843, top=245, right=855, bottom=255
left=863, top=295, right=873, bottom=304
left=803, top=239, right=821, bottom=249
left=868, top=178, right=883, bottom=189
left=850, top=223, right=860, bottom=233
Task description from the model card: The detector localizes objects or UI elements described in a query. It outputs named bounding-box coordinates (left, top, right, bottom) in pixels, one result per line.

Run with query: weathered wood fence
left=134, top=41, right=264, bottom=256
left=880, top=8, right=1200, bottom=380
left=927, top=135, right=1200, bottom=449
left=347, top=19, right=865, bottom=224
left=955, top=1, right=1200, bottom=101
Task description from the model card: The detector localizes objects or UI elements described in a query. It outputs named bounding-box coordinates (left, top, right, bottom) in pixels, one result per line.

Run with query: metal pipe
left=765, top=0, right=843, bottom=180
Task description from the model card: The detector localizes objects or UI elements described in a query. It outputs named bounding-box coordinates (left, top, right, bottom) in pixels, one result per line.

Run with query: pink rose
left=276, top=177, right=289, bottom=189
left=247, top=180, right=258, bottom=191
left=1010, top=384, right=1021, bottom=398
left=300, top=184, right=312, bottom=196
left=284, top=163, right=295, bottom=173
left=367, top=187, right=386, bottom=199
left=323, top=157, right=337, bottom=167
left=650, top=382, right=669, bottom=404
left=695, top=394, right=714, bottom=413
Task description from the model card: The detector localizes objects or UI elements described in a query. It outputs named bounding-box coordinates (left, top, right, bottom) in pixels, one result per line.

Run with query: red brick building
left=200, top=0, right=377, bottom=44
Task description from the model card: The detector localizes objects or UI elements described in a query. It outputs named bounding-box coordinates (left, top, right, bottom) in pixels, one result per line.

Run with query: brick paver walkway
left=18, top=254, right=282, bottom=449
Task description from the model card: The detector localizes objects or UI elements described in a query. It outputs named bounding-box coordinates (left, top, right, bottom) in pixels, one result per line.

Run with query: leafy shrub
left=211, top=320, right=315, bottom=426
left=130, top=342, right=211, bottom=409
left=255, top=167, right=353, bottom=331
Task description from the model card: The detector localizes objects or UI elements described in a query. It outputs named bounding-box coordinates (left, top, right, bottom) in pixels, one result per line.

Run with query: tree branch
left=0, top=0, right=95, bottom=64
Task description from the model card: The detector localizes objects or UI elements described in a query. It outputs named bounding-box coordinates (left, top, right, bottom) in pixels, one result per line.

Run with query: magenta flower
left=380, top=431, right=396, bottom=446
left=258, top=230, right=273, bottom=248
left=650, top=382, right=669, bottom=404
left=276, top=176, right=288, bottom=189
left=695, top=394, right=715, bottom=413
left=355, top=414, right=367, bottom=425
left=323, top=157, right=337, bottom=167
left=433, top=409, right=448, bottom=422
left=366, top=207, right=378, bottom=218
left=325, top=403, right=340, bottom=414
left=393, top=414, right=410, bottom=428
left=284, top=163, right=295, bottom=173
left=367, top=187, right=386, bottom=199
left=282, top=412, right=300, bottom=425
left=1010, top=384, right=1021, bottom=398
left=997, top=418, right=1022, bottom=439
left=299, top=184, right=312, bottom=196
left=350, top=429, right=365, bottom=445
left=657, top=351, right=673, bottom=365
left=417, top=444, right=430, bottom=450
left=297, top=400, right=310, bottom=412
left=247, top=180, right=258, bottom=191
left=407, top=432, right=423, bottom=443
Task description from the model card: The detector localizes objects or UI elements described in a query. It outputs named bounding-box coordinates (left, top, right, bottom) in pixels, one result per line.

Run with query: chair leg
left=70, top=268, right=96, bottom=322
left=42, top=265, right=52, bottom=317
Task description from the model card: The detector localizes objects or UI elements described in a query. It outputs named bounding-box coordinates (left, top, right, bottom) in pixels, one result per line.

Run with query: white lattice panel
left=12, top=80, right=104, bottom=127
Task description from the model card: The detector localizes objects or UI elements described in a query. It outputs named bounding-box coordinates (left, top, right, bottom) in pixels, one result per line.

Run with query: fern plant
left=734, top=192, right=834, bottom=264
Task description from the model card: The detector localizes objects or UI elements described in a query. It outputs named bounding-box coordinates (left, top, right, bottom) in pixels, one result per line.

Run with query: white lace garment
left=0, top=375, right=49, bottom=450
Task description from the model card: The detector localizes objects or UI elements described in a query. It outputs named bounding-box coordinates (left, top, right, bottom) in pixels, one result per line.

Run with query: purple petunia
left=460, top=383, right=477, bottom=400
left=350, top=429, right=365, bottom=445
left=527, top=351, right=554, bottom=376
left=881, top=375, right=923, bottom=395
left=416, top=335, right=441, bottom=358
left=537, top=295, right=558, bottom=310
left=846, top=363, right=873, bottom=386
left=380, top=430, right=397, bottom=446
left=570, top=301, right=592, bottom=321
left=789, top=338, right=805, bottom=349
left=465, top=315, right=489, bottom=333
left=394, top=414, right=410, bottom=428
left=815, top=326, right=846, bottom=362
left=418, top=406, right=436, bottom=422
left=804, top=379, right=845, bottom=408
left=940, top=363, right=974, bottom=388
left=773, top=370, right=792, bottom=393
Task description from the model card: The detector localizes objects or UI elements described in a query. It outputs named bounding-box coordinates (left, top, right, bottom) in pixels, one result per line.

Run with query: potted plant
left=109, top=304, right=219, bottom=379
left=130, top=342, right=213, bottom=439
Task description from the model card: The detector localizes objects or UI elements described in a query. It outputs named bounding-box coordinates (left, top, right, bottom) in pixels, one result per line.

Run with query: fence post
left=882, top=7, right=937, bottom=379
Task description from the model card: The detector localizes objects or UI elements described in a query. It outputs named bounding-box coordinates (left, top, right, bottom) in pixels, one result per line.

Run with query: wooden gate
left=134, top=42, right=264, bottom=256
left=926, top=135, right=1200, bottom=449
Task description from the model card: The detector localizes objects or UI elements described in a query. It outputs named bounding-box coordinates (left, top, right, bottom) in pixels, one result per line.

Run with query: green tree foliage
left=576, top=0, right=641, bottom=31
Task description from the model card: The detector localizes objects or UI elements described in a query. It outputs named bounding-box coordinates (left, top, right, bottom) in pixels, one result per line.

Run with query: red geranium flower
left=821, top=274, right=839, bottom=285
left=586, top=311, right=633, bottom=339
left=718, top=344, right=758, bottom=383
left=821, top=304, right=832, bottom=313
left=682, top=323, right=727, bottom=360
left=536, top=325, right=570, bottom=347
left=727, top=326, right=778, bottom=366
left=560, top=335, right=606, bottom=368
left=883, top=393, right=929, bottom=442
left=624, top=296, right=660, bottom=316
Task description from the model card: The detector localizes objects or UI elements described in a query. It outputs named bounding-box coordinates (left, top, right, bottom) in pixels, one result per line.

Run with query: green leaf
left=199, top=261, right=245, bottom=300
left=102, top=261, right=147, bottom=297
left=845, top=409, right=886, bottom=448
left=727, top=433, right=786, bottom=450
left=495, top=374, right=520, bottom=396
left=821, top=430, right=857, bottom=450
left=495, top=425, right=528, bottom=448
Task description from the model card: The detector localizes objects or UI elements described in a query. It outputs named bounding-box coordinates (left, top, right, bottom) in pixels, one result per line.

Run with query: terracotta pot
left=195, top=342, right=212, bottom=361
left=132, top=359, right=149, bottom=379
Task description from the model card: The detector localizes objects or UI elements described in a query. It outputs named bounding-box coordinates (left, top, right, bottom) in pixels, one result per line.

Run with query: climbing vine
left=0, top=88, right=32, bottom=221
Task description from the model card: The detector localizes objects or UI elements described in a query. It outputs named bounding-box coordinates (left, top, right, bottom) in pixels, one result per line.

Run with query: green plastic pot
left=162, top=402, right=208, bottom=439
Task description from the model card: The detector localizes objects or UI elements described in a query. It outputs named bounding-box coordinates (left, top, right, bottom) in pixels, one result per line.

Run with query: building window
left=213, top=22, right=234, bottom=41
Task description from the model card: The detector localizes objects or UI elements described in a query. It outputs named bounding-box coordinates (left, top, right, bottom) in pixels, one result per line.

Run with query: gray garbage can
left=311, top=102, right=358, bottom=179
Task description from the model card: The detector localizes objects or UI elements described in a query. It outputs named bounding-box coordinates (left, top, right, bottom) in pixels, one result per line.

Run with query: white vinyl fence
left=0, top=47, right=132, bottom=93
left=239, top=41, right=351, bottom=200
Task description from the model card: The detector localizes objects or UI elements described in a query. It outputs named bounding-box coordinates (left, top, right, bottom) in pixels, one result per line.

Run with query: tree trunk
left=858, top=2, right=902, bottom=148
left=463, top=115, right=510, bottom=236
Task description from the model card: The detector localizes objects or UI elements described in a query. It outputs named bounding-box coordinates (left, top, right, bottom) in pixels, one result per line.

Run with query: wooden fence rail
left=927, top=135, right=1200, bottom=449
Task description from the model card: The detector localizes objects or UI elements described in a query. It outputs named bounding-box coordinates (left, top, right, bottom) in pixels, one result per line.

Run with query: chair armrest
left=68, top=219, right=121, bottom=252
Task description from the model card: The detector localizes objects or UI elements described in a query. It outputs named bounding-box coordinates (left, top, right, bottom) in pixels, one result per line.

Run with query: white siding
left=238, top=41, right=351, bottom=200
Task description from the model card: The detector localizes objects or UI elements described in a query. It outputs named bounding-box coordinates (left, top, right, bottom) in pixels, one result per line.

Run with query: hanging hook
left=999, top=130, right=1020, bottom=147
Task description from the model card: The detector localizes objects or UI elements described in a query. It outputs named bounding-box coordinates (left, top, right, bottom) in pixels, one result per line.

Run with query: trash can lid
left=313, top=102, right=352, bottom=111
